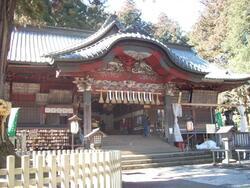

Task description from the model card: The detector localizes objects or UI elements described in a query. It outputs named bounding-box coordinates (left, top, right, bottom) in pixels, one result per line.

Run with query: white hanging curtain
left=237, top=105, right=249, bottom=132
left=172, top=103, right=183, bottom=142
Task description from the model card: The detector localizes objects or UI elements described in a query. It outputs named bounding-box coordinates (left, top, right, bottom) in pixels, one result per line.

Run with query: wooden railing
left=215, top=132, right=250, bottom=148
left=0, top=150, right=121, bottom=188
left=232, top=133, right=250, bottom=148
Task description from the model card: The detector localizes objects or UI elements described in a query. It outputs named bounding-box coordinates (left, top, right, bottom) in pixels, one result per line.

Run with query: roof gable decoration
left=50, top=31, right=210, bottom=74
left=99, top=56, right=157, bottom=76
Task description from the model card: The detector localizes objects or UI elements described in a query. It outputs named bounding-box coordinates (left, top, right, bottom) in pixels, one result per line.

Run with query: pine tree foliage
left=189, top=0, right=228, bottom=62
left=223, top=0, right=250, bottom=73
left=190, top=0, right=250, bottom=73
left=153, top=13, right=188, bottom=44
left=15, top=0, right=108, bottom=30
left=117, top=0, right=187, bottom=43
left=117, top=0, right=154, bottom=36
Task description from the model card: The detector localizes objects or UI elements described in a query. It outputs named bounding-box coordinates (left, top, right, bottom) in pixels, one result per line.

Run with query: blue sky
left=105, top=0, right=204, bottom=32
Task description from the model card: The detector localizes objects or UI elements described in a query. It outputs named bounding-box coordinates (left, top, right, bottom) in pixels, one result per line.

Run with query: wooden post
left=7, top=155, right=15, bottom=188
left=21, top=155, right=30, bottom=187
left=101, top=151, right=106, bottom=188
left=71, top=153, right=79, bottom=187
left=106, top=151, right=111, bottom=188
left=36, top=155, right=44, bottom=187
left=164, top=95, right=175, bottom=143
left=48, top=154, right=57, bottom=188
left=62, top=154, right=70, bottom=188
left=89, top=151, right=94, bottom=188
left=96, top=151, right=101, bottom=188
left=83, top=90, right=92, bottom=136
left=79, top=150, right=85, bottom=188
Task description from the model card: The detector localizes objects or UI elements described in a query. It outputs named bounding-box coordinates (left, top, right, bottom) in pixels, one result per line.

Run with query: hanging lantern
left=111, top=91, right=116, bottom=104
left=156, top=94, right=160, bottom=105
left=151, top=93, right=155, bottom=105
left=99, top=91, right=104, bottom=103
left=105, top=91, right=110, bottom=103
left=186, top=121, right=194, bottom=132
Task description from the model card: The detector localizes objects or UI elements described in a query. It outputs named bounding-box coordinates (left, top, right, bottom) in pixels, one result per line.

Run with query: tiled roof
left=51, top=32, right=210, bottom=74
left=45, top=16, right=123, bottom=57
left=7, top=22, right=250, bottom=81
left=204, top=64, right=250, bottom=81
left=7, top=26, right=92, bottom=64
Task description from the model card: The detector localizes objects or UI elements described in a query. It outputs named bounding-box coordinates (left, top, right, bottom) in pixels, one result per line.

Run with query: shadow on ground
left=122, top=179, right=223, bottom=188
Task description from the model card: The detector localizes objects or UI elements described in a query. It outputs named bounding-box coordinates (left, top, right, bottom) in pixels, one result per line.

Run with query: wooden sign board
left=216, top=126, right=234, bottom=134
left=206, top=124, right=216, bottom=133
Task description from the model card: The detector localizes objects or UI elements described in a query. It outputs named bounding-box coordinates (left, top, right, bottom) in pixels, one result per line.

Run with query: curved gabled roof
left=51, top=32, right=210, bottom=74
left=7, top=16, right=250, bottom=82
left=45, top=15, right=123, bottom=57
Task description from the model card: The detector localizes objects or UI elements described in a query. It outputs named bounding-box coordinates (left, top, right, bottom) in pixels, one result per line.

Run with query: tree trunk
left=0, top=0, right=16, bottom=98
left=0, top=0, right=18, bottom=167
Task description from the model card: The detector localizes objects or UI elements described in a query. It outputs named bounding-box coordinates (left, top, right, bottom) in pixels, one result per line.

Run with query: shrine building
left=5, top=16, right=250, bottom=150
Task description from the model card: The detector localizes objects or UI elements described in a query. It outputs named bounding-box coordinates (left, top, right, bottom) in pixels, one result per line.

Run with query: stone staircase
left=102, top=135, right=213, bottom=170
left=121, top=151, right=213, bottom=170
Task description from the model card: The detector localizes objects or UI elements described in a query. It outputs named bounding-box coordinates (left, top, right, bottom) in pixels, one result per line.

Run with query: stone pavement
left=102, top=135, right=179, bottom=154
left=122, top=164, right=250, bottom=188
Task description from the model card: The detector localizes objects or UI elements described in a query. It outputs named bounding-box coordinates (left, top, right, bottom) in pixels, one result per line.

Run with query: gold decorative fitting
left=99, top=91, right=104, bottom=103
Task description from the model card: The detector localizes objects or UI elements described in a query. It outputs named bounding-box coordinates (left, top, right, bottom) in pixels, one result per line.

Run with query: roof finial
left=100, top=14, right=124, bottom=31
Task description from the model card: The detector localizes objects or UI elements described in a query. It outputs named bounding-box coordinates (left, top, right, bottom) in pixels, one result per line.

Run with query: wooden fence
left=215, top=132, right=250, bottom=148
left=0, top=150, right=121, bottom=188
left=232, top=132, right=250, bottom=148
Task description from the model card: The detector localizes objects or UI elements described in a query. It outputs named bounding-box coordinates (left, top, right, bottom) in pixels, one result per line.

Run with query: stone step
left=122, top=154, right=212, bottom=165
left=122, top=151, right=210, bottom=160
left=122, top=158, right=213, bottom=170
left=121, top=151, right=213, bottom=170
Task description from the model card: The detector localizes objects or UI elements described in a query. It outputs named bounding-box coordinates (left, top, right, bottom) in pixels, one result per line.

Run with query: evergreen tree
left=117, top=0, right=154, bottom=36
left=153, top=13, right=188, bottom=44
left=15, top=0, right=108, bottom=30
left=189, top=0, right=228, bottom=62
left=223, top=0, right=250, bottom=73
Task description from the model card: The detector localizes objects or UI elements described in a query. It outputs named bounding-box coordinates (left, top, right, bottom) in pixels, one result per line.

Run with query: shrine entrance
left=49, top=18, right=206, bottom=143
left=91, top=94, right=165, bottom=136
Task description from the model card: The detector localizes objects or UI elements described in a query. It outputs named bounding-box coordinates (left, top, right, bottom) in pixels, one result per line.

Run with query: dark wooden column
left=74, top=77, right=93, bottom=136
left=164, top=83, right=175, bottom=144
left=83, top=90, right=91, bottom=136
